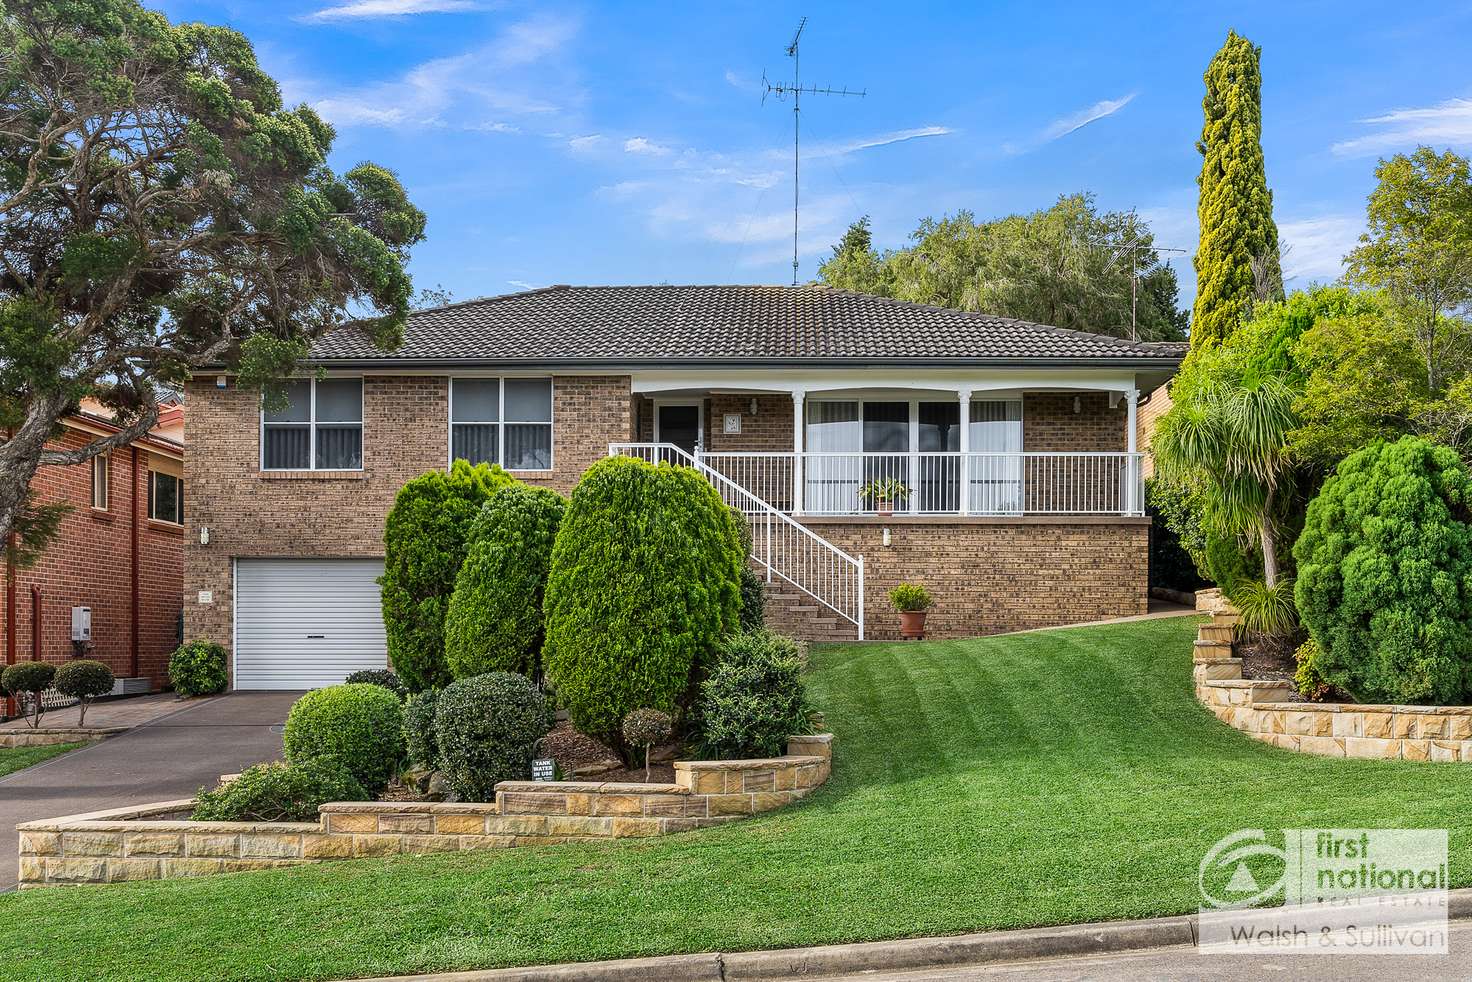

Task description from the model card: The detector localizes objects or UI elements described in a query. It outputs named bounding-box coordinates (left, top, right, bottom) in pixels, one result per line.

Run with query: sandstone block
left=402, top=834, right=461, bottom=854
left=49, top=857, right=107, bottom=882
left=186, top=834, right=239, bottom=858
left=126, top=833, right=184, bottom=857
left=433, top=814, right=487, bottom=836
left=325, top=813, right=377, bottom=834
left=352, top=835, right=401, bottom=857
left=108, top=859, right=162, bottom=882
left=591, top=794, right=644, bottom=817
left=61, top=831, right=124, bottom=857
left=376, top=814, right=433, bottom=834
left=301, top=834, right=354, bottom=859
left=707, top=794, right=754, bottom=816
left=18, top=831, right=60, bottom=856
left=239, top=834, right=302, bottom=859
left=610, top=818, right=662, bottom=838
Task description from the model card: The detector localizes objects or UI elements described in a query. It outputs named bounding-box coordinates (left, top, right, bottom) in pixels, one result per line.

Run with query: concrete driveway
left=0, top=690, right=300, bottom=890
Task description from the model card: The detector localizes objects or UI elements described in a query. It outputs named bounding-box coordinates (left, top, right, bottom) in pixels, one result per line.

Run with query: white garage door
left=235, top=559, right=388, bottom=689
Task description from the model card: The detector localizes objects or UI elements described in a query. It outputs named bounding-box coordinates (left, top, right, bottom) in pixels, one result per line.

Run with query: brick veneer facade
left=2, top=426, right=184, bottom=692
left=183, top=374, right=633, bottom=662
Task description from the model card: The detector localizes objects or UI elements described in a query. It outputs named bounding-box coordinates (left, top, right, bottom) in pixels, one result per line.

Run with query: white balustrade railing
left=700, top=451, right=1144, bottom=517
left=608, top=443, right=865, bottom=638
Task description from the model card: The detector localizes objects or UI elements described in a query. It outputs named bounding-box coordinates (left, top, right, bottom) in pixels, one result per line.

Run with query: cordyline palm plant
left=1153, top=374, right=1298, bottom=589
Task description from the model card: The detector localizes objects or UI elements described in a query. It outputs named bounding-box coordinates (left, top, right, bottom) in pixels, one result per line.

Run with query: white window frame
left=447, top=376, right=554, bottom=472
left=91, top=451, right=110, bottom=511
left=148, top=470, right=184, bottom=525
left=259, top=376, right=364, bottom=472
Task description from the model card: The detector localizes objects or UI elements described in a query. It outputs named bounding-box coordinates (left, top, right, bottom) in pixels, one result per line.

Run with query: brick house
left=3, top=398, right=186, bottom=701
left=183, top=285, right=1182, bottom=689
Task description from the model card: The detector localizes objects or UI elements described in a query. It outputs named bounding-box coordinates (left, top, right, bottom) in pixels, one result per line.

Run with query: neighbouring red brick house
left=2, top=398, right=186, bottom=702
left=183, top=286, right=1183, bottom=689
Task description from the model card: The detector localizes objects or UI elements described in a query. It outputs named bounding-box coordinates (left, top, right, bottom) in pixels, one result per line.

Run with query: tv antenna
left=761, top=17, right=865, bottom=285
left=1094, top=221, right=1188, bottom=341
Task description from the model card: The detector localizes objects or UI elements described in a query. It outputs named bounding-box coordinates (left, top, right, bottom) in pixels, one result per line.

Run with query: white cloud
left=623, top=137, right=671, bottom=156
left=1332, top=97, right=1472, bottom=156
left=1279, top=215, right=1363, bottom=283
left=804, top=126, right=955, bottom=160
left=724, top=69, right=759, bottom=93
left=507, top=279, right=535, bottom=290
left=1005, top=93, right=1137, bottom=154
left=302, top=0, right=481, bottom=23
left=568, top=134, right=604, bottom=152
left=467, top=121, right=520, bottom=134
left=306, top=13, right=578, bottom=128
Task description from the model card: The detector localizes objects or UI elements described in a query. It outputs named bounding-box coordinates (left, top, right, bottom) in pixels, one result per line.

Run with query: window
left=450, top=377, right=552, bottom=470
left=261, top=378, right=363, bottom=471
left=148, top=471, right=184, bottom=525
left=91, top=452, right=109, bottom=510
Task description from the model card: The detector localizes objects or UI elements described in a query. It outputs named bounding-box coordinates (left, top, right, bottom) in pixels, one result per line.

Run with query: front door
left=657, top=404, right=701, bottom=455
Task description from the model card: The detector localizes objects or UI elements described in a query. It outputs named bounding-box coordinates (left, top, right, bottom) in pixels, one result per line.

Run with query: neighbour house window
left=91, top=452, right=109, bottom=510
left=261, top=378, right=363, bottom=471
left=450, top=377, right=552, bottom=470
left=148, top=471, right=184, bottom=525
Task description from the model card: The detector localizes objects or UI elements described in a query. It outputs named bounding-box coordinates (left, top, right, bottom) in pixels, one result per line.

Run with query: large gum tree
left=0, top=0, right=425, bottom=545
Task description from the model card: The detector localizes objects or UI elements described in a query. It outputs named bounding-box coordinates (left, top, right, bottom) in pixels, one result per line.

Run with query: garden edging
left=16, top=733, right=832, bottom=888
left=1192, top=606, right=1472, bottom=761
left=0, top=726, right=127, bottom=749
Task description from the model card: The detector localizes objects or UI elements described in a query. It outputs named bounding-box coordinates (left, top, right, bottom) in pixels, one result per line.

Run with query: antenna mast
left=762, top=18, right=864, bottom=285
left=1094, top=218, right=1187, bottom=341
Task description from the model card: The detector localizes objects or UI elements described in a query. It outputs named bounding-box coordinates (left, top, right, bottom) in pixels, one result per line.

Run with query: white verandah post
left=791, top=390, right=805, bottom=517
left=958, top=388, right=972, bottom=516
left=1125, top=387, right=1140, bottom=516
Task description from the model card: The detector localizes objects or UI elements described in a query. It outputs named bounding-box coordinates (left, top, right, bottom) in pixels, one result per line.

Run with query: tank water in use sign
left=1198, top=828, right=1449, bottom=955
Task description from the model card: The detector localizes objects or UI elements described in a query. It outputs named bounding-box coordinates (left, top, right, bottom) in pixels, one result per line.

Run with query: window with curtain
left=451, top=377, right=552, bottom=470
left=262, top=378, right=363, bottom=471
left=968, top=399, right=1023, bottom=513
left=148, top=471, right=184, bottom=524
left=91, top=452, right=109, bottom=510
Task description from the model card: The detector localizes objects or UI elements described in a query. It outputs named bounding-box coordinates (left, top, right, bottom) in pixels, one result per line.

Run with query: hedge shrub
left=380, top=459, right=515, bottom=692
left=191, top=756, right=366, bottom=822
left=433, top=672, right=553, bottom=801
left=1294, top=436, right=1472, bottom=705
left=282, top=683, right=406, bottom=793
left=169, top=640, right=228, bottom=696
left=403, top=688, right=440, bottom=769
left=698, top=631, right=812, bottom=759
left=1, top=660, right=55, bottom=697
left=343, top=668, right=407, bottom=700
left=543, top=456, right=744, bottom=749
left=444, top=484, right=565, bottom=680
left=53, top=659, right=115, bottom=725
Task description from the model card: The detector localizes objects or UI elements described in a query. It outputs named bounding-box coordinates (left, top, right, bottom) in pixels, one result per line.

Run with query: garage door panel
left=235, top=559, right=388, bottom=690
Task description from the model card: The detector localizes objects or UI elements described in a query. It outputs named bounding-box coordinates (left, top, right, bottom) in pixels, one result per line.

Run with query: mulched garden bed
left=1237, top=636, right=1304, bottom=701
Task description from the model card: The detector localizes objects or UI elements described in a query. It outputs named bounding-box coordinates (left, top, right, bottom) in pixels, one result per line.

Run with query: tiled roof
left=309, top=285, right=1183, bottom=366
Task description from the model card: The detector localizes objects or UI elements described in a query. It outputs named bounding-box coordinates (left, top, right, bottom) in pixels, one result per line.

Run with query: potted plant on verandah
left=857, top=477, right=911, bottom=517
left=889, top=583, right=934, bottom=640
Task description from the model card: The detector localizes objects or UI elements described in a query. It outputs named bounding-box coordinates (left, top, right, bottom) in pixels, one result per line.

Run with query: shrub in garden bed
left=444, top=483, right=565, bottom=680
left=403, top=688, right=440, bottom=769
left=191, top=756, right=366, bottom=822
left=1, top=661, right=55, bottom=728
left=543, top=456, right=743, bottom=752
left=53, top=659, right=115, bottom=725
left=380, top=459, right=515, bottom=692
left=433, top=672, right=553, bottom=801
left=698, top=631, right=812, bottom=760
left=344, top=668, right=407, bottom=700
left=283, top=684, right=406, bottom=794
left=169, top=640, right=228, bottom=697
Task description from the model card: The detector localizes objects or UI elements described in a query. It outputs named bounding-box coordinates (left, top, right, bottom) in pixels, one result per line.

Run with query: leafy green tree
left=818, top=195, right=1187, bottom=341
left=1346, top=148, right=1472, bottom=393
left=1192, top=31, right=1282, bottom=349
left=0, top=1, right=425, bottom=546
left=1294, top=437, right=1472, bottom=705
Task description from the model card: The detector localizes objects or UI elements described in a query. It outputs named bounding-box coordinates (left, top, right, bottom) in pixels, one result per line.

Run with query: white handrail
left=609, top=442, right=865, bottom=639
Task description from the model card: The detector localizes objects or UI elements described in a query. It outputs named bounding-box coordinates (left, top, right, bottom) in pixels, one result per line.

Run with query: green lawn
left=5, top=615, right=1472, bottom=981
left=0, top=741, right=83, bottom=778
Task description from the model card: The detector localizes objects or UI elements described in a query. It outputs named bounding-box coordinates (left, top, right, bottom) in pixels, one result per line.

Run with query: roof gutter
left=199, top=354, right=1183, bottom=373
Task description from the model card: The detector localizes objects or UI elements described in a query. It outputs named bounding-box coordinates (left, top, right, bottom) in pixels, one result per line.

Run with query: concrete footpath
left=358, top=890, right=1472, bottom=982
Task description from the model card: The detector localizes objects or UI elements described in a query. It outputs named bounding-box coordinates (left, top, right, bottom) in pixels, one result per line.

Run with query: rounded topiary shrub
left=191, top=755, right=366, bottom=822
left=1, top=660, right=55, bottom=697
left=1294, top=436, right=1472, bottom=705
left=403, top=688, right=441, bottom=769
left=282, top=683, right=406, bottom=794
left=543, top=456, right=744, bottom=750
left=380, top=459, right=515, bottom=692
left=444, top=484, right=565, bottom=680
left=168, top=640, right=228, bottom=696
left=344, top=668, right=407, bottom=700
left=698, top=631, right=812, bottom=760
left=433, top=672, right=553, bottom=801
left=53, top=659, right=115, bottom=725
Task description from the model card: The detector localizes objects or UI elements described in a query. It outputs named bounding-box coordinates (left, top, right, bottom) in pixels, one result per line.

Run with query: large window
left=91, top=452, right=109, bottom=510
left=148, top=471, right=184, bottom=525
left=450, top=377, right=552, bottom=470
left=262, top=378, right=363, bottom=471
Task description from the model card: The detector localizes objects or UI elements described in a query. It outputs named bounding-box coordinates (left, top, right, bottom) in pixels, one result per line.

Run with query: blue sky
left=160, top=1, right=1472, bottom=310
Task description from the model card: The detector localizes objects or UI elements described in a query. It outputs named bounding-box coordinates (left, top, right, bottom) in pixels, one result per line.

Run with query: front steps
left=762, top=584, right=860, bottom=643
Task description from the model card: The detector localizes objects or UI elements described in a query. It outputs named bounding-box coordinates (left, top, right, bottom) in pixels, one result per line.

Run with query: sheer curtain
left=806, top=401, right=860, bottom=513
left=969, top=400, right=1023, bottom=513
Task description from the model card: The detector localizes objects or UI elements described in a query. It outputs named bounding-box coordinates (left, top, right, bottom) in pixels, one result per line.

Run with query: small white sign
left=723, top=413, right=742, bottom=434
left=197, top=590, right=213, bottom=605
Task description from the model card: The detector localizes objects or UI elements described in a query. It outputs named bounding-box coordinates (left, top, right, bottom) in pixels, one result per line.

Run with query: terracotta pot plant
left=857, top=477, right=911, bottom=517
left=889, top=583, right=934, bottom=640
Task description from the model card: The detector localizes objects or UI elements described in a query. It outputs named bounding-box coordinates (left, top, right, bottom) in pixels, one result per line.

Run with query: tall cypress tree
left=1191, top=31, right=1282, bottom=349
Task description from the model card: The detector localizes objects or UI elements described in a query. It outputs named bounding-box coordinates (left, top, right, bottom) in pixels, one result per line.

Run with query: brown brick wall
left=797, top=517, right=1149, bottom=641
left=183, top=374, right=633, bottom=665
left=1022, top=392, right=1128, bottom=452
left=705, top=394, right=793, bottom=453
left=1, top=429, right=183, bottom=690
left=1136, top=383, right=1171, bottom=479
